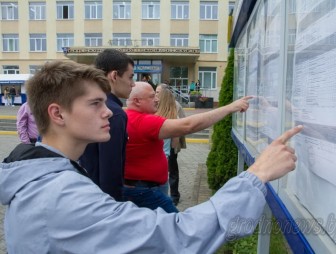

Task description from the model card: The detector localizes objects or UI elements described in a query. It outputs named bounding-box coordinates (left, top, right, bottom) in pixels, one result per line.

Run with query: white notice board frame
left=231, top=0, right=336, bottom=253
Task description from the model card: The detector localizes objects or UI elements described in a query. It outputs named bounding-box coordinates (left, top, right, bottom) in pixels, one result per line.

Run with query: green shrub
left=216, top=218, right=291, bottom=254
left=189, top=91, right=202, bottom=96
left=206, top=48, right=237, bottom=190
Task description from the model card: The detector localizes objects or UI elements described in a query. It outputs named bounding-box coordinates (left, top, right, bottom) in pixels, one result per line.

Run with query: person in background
left=80, top=49, right=135, bottom=201
left=142, top=73, right=156, bottom=91
left=0, top=60, right=303, bottom=253
left=189, top=81, right=195, bottom=93
left=156, top=83, right=186, bottom=205
left=155, top=86, right=178, bottom=198
left=9, top=85, right=16, bottom=106
left=123, top=82, right=251, bottom=213
left=16, top=102, right=39, bottom=144
left=195, top=80, right=201, bottom=92
left=3, top=87, right=10, bottom=106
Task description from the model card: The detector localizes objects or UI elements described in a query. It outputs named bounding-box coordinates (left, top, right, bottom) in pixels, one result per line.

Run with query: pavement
left=0, top=105, right=213, bottom=253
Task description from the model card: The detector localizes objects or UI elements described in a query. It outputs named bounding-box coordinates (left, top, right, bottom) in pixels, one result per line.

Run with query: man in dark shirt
left=80, top=49, right=135, bottom=201
left=9, top=85, right=16, bottom=106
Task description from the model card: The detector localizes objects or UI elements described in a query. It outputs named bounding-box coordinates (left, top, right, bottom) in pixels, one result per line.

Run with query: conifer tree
left=206, top=48, right=237, bottom=190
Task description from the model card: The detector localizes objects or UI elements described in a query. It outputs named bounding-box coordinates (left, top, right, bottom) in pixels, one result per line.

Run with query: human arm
left=175, top=101, right=186, bottom=118
left=159, top=96, right=252, bottom=139
left=171, top=137, right=180, bottom=150
left=163, top=138, right=172, bottom=157
left=16, top=104, right=30, bottom=144
left=248, top=125, right=303, bottom=183
left=47, top=169, right=266, bottom=254
left=47, top=126, right=302, bottom=253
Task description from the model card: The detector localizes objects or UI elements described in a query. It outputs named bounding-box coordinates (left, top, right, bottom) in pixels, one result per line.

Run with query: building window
left=288, top=29, right=296, bottom=45
left=170, top=34, right=188, bottom=47
left=1, top=2, right=18, bottom=20
left=171, top=1, right=189, bottom=20
left=141, top=33, right=159, bottom=46
left=29, top=2, right=46, bottom=20
left=200, top=1, right=218, bottom=20
left=228, top=1, right=235, bottom=15
left=199, top=34, right=217, bottom=53
left=85, top=1, right=102, bottom=19
left=113, top=0, right=131, bottom=19
left=3, top=65, right=19, bottom=74
left=111, top=33, right=132, bottom=46
left=85, top=33, right=102, bottom=46
left=57, top=33, right=74, bottom=52
left=2, top=34, right=19, bottom=52
left=288, top=0, right=296, bottom=14
left=170, top=66, right=189, bottom=92
left=57, top=1, right=74, bottom=20
left=29, top=65, right=42, bottom=74
left=30, top=34, right=47, bottom=52
left=198, top=67, right=217, bottom=90
left=142, top=0, right=160, bottom=19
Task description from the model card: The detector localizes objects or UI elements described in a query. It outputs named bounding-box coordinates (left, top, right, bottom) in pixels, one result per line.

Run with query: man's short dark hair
left=95, top=49, right=134, bottom=76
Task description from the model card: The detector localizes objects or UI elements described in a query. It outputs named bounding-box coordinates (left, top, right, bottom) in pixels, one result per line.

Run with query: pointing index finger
left=243, top=95, right=254, bottom=100
left=277, top=125, right=303, bottom=144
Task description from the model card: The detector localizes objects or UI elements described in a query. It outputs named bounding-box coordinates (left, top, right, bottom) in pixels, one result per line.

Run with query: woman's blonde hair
left=156, top=88, right=177, bottom=119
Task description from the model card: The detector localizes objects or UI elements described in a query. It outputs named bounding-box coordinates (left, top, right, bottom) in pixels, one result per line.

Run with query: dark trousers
left=168, top=148, right=180, bottom=201
left=122, top=185, right=178, bottom=213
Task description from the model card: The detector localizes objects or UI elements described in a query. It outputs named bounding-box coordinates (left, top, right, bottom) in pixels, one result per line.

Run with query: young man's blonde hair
left=26, top=60, right=110, bottom=135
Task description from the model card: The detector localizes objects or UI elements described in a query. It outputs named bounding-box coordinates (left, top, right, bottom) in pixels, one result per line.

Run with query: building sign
left=134, top=65, right=162, bottom=73
left=0, top=80, right=25, bottom=84
left=63, top=47, right=200, bottom=55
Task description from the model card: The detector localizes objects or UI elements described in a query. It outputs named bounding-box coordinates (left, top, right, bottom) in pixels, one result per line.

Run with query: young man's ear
left=48, top=103, right=65, bottom=126
left=107, top=70, right=118, bottom=81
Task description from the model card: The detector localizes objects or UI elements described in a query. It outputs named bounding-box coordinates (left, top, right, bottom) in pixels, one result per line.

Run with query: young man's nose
left=105, top=107, right=113, bottom=118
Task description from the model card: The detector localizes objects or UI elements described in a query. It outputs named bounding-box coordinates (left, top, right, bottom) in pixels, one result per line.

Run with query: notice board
left=232, top=0, right=336, bottom=252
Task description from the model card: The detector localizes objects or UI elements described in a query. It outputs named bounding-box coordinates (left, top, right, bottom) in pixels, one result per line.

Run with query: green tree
left=206, top=48, right=237, bottom=190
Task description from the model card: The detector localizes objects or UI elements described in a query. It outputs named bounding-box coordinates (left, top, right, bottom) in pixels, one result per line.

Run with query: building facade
left=0, top=0, right=235, bottom=103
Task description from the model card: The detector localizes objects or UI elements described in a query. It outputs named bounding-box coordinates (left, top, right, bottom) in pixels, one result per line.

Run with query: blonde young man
left=0, top=61, right=302, bottom=253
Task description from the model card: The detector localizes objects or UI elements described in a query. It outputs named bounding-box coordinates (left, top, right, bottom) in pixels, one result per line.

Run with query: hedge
left=206, top=48, right=237, bottom=191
